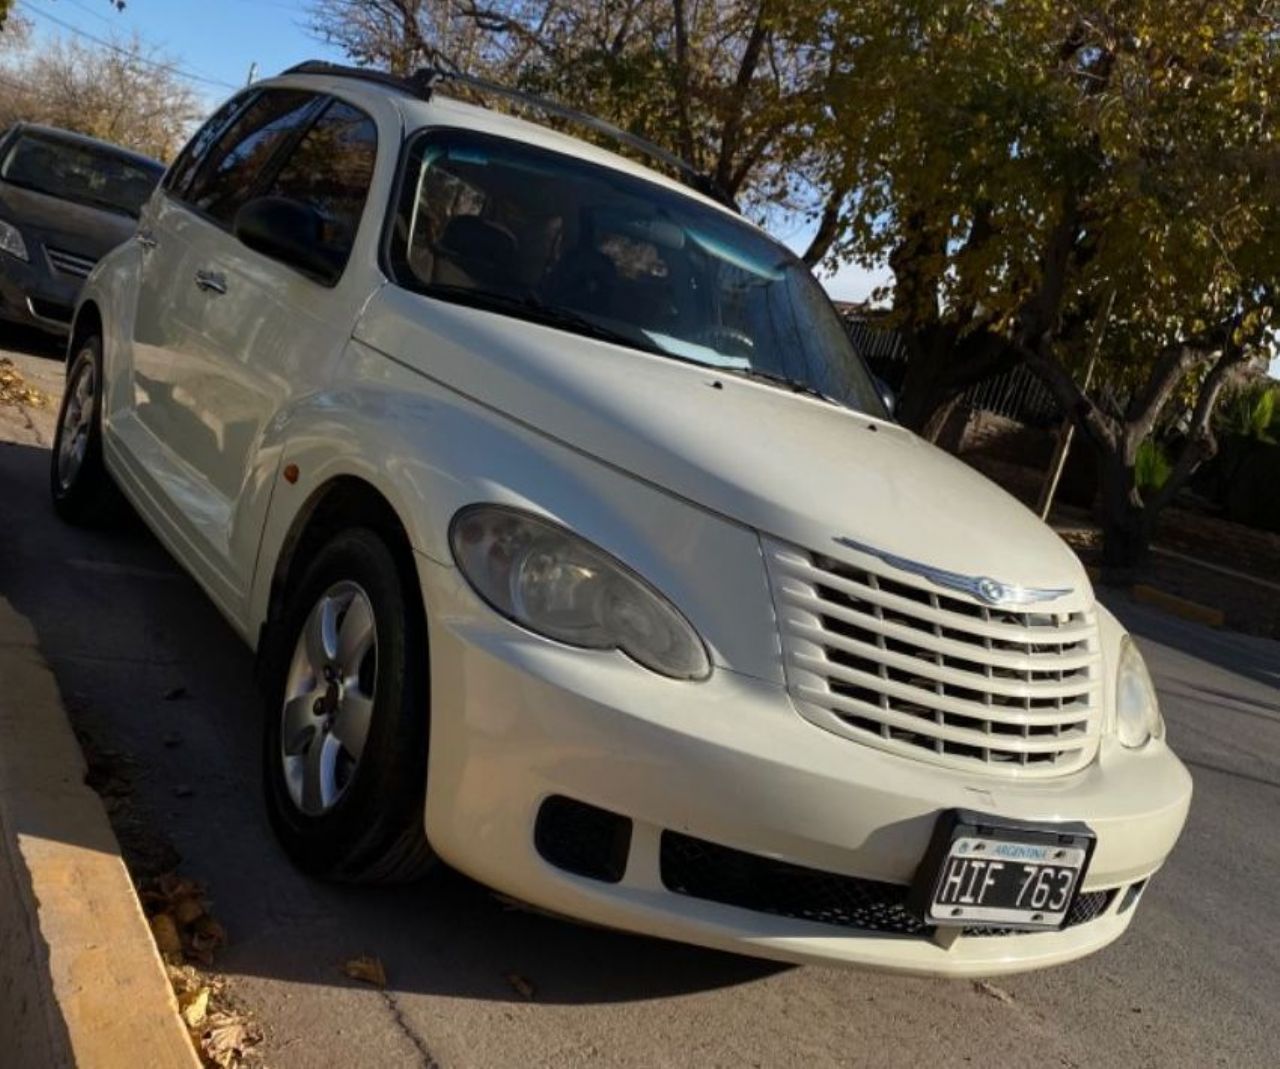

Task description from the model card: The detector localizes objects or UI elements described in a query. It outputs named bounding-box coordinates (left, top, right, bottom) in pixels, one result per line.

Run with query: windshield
left=388, top=129, right=884, bottom=415
left=0, top=132, right=162, bottom=218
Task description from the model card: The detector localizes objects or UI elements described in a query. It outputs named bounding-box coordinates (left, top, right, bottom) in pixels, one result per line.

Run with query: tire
left=50, top=336, right=120, bottom=525
left=262, top=527, right=434, bottom=883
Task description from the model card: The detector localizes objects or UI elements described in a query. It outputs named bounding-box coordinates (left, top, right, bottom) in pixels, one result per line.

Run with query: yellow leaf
left=179, top=987, right=210, bottom=1028
left=344, top=955, right=388, bottom=988
left=150, top=913, right=182, bottom=957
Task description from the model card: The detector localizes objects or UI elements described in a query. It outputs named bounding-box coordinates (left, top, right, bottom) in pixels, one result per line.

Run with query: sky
left=10, top=1, right=1277, bottom=368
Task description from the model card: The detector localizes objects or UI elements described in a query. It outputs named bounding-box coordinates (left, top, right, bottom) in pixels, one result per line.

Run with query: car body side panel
left=248, top=338, right=785, bottom=682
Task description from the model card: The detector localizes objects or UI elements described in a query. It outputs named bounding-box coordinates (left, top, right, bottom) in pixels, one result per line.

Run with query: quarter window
left=182, top=90, right=319, bottom=227
left=163, top=91, right=251, bottom=199
left=266, top=99, right=377, bottom=273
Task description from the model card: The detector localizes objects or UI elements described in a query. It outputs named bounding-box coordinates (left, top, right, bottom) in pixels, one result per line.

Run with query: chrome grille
left=764, top=538, right=1102, bottom=778
left=45, top=246, right=97, bottom=279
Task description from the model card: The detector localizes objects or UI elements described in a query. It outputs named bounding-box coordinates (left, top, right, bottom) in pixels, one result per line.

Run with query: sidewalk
left=0, top=594, right=198, bottom=1067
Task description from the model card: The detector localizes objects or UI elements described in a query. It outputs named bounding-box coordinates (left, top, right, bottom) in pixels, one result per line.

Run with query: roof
left=267, top=62, right=744, bottom=223
left=6, top=122, right=164, bottom=171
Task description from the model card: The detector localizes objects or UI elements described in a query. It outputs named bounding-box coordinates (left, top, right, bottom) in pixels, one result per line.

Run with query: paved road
left=2, top=338, right=1278, bottom=1068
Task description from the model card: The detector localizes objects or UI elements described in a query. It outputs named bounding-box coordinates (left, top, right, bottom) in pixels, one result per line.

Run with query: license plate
left=910, top=810, right=1095, bottom=931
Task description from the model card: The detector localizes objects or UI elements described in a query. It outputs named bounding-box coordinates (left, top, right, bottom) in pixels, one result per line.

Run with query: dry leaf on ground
left=344, top=955, right=388, bottom=988
left=196, top=1011, right=263, bottom=1068
left=973, top=979, right=1015, bottom=1004
left=0, top=358, right=49, bottom=409
left=180, top=987, right=211, bottom=1028
left=151, top=913, right=183, bottom=957
left=505, top=972, right=536, bottom=1000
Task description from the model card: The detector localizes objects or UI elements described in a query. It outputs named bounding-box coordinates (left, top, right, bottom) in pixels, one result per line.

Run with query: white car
left=51, top=62, right=1191, bottom=976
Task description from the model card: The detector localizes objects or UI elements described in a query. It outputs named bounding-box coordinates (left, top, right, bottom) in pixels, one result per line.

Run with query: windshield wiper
left=727, top=367, right=841, bottom=406
left=425, top=284, right=668, bottom=357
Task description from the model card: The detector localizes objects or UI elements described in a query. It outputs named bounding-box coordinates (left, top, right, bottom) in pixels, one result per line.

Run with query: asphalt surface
left=2, top=335, right=1278, bottom=1068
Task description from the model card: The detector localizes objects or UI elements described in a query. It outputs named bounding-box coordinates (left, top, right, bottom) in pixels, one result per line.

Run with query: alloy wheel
left=57, top=353, right=96, bottom=491
left=280, top=580, right=378, bottom=815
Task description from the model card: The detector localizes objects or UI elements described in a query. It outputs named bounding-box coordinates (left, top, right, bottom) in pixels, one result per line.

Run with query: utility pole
left=1037, top=289, right=1116, bottom=521
left=246, top=61, right=259, bottom=86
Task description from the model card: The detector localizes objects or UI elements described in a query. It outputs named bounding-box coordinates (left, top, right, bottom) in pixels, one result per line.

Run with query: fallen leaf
left=344, top=955, right=388, bottom=988
left=973, top=979, right=1015, bottom=1004
left=174, top=895, right=205, bottom=926
left=151, top=913, right=183, bottom=957
left=505, top=972, right=535, bottom=1000
left=179, top=986, right=210, bottom=1028
left=198, top=1011, right=262, bottom=1069
left=164, top=686, right=189, bottom=701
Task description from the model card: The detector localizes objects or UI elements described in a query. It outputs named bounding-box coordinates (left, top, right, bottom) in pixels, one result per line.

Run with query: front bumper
left=418, top=554, right=1192, bottom=976
left=0, top=252, right=78, bottom=334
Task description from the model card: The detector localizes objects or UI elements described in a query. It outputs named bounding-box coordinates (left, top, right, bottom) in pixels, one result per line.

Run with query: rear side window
left=266, top=99, right=377, bottom=273
left=183, top=90, right=319, bottom=227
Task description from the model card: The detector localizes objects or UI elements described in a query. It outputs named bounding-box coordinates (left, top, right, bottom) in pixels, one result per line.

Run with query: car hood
left=358, top=287, right=1090, bottom=597
left=0, top=181, right=137, bottom=258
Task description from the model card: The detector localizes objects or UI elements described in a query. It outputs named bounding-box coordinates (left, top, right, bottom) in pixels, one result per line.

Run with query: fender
left=246, top=339, right=784, bottom=682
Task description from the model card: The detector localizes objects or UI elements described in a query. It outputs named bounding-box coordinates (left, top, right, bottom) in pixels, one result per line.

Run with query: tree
left=308, top=0, right=839, bottom=227
left=0, top=32, right=200, bottom=160
left=810, top=1, right=1279, bottom=574
left=307, top=1, right=1279, bottom=573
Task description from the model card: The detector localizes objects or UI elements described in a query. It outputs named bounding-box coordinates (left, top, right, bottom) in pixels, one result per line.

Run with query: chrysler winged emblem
left=834, top=537, right=1072, bottom=607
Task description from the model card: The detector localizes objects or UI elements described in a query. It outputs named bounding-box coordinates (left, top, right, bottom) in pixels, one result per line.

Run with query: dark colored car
left=0, top=123, right=163, bottom=334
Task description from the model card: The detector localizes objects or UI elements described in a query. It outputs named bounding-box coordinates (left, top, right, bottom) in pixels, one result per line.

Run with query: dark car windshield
left=387, top=129, right=884, bottom=416
left=0, top=131, right=162, bottom=219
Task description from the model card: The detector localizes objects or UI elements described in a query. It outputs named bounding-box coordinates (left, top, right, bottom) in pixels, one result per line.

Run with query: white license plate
left=913, top=811, right=1095, bottom=931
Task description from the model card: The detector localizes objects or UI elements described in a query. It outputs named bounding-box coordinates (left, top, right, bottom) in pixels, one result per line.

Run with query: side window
left=163, top=92, right=252, bottom=199
left=183, top=90, right=319, bottom=227
left=266, top=99, right=377, bottom=274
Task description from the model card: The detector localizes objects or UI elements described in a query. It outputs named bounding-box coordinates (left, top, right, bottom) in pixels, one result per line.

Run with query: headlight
left=0, top=218, right=28, bottom=262
left=1115, top=636, right=1164, bottom=748
left=449, top=505, right=711, bottom=680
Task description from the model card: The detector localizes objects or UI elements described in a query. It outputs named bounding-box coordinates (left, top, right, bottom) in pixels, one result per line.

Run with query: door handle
left=136, top=231, right=157, bottom=251
left=194, top=269, right=227, bottom=295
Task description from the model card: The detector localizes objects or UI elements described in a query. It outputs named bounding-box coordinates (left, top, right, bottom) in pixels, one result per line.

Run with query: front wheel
left=262, top=528, right=434, bottom=883
left=50, top=336, right=120, bottom=525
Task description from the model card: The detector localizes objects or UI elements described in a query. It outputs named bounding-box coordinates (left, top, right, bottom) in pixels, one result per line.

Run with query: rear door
left=119, top=88, right=328, bottom=611
left=172, top=98, right=381, bottom=599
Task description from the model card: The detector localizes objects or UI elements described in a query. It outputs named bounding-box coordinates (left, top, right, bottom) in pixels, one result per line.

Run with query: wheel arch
left=255, top=474, right=424, bottom=685
left=67, top=301, right=103, bottom=364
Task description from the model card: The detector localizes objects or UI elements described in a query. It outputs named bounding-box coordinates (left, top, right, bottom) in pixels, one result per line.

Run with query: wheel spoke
left=281, top=693, right=319, bottom=753
left=336, top=593, right=375, bottom=674
left=331, top=691, right=374, bottom=762
left=302, top=731, right=339, bottom=813
left=304, top=597, right=339, bottom=669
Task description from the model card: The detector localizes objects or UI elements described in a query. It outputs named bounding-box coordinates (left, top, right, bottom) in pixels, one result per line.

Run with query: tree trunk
left=1096, top=449, right=1149, bottom=583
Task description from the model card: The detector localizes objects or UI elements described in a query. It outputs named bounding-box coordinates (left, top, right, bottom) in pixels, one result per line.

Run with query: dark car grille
left=45, top=246, right=97, bottom=279
left=659, top=830, right=1114, bottom=938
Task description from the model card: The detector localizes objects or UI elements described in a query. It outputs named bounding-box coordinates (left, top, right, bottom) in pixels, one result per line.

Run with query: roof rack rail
left=280, top=60, right=738, bottom=211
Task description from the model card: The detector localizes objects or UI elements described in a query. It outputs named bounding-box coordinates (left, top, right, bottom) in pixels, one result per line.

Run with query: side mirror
left=874, top=376, right=897, bottom=418
left=233, top=196, right=340, bottom=284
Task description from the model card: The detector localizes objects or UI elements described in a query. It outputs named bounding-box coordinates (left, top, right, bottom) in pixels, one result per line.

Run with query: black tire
left=50, top=336, right=121, bottom=525
left=262, top=527, right=434, bottom=883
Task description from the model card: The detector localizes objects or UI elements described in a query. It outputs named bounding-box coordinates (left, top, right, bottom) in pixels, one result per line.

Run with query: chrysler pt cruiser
left=51, top=63, right=1191, bottom=976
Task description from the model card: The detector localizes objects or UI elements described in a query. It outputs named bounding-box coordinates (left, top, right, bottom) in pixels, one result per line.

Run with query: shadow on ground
left=0, top=438, right=783, bottom=1006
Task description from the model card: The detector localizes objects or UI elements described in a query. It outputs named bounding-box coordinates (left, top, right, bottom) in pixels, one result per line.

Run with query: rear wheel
left=50, top=336, right=119, bottom=525
left=262, top=528, right=434, bottom=883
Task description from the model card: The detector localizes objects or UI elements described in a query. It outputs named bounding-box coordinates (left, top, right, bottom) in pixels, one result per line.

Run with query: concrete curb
left=1082, top=566, right=1225, bottom=629
left=0, top=596, right=200, bottom=1068
left=1131, top=584, right=1226, bottom=628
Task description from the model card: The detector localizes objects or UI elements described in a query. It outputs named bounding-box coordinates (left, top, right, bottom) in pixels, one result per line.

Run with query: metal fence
left=842, top=313, right=1062, bottom=427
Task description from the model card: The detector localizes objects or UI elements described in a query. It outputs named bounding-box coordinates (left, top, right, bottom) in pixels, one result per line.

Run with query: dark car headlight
left=450, top=505, right=712, bottom=680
